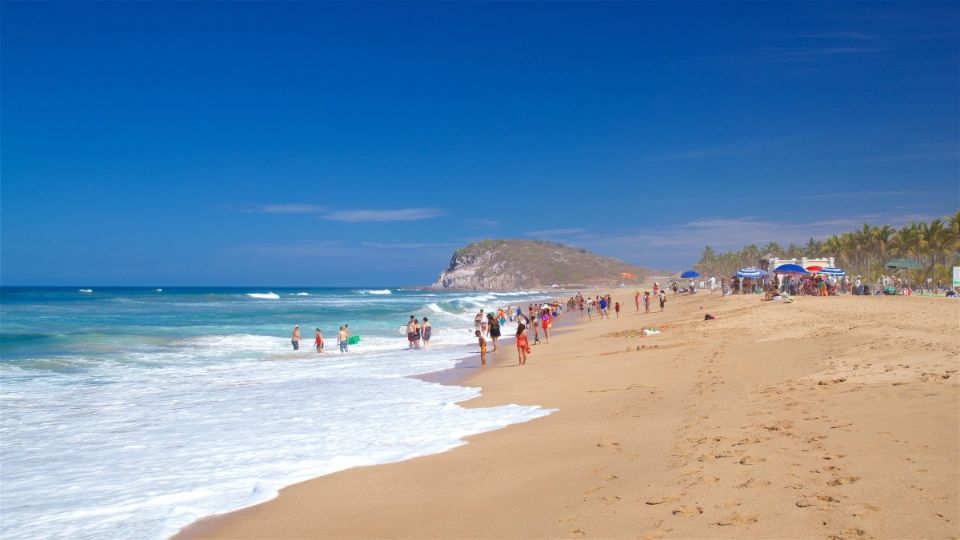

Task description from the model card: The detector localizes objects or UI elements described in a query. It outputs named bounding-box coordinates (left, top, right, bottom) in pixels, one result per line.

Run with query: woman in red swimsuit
left=515, top=323, right=530, bottom=366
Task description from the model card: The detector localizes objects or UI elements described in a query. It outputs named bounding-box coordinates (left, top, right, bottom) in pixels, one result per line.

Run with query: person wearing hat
left=291, top=325, right=301, bottom=350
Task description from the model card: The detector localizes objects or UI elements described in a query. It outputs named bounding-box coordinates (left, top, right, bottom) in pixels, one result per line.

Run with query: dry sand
left=178, top=290, right=959, bottom=539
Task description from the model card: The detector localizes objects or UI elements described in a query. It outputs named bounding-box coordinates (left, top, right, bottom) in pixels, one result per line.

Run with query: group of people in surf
left=406, top=316, right=432, bottom=349
left=291, top=324, right=351, bottom=353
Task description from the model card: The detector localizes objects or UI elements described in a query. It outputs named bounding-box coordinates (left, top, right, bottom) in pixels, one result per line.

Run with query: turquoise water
left=0, top=286, right=554, bottom=539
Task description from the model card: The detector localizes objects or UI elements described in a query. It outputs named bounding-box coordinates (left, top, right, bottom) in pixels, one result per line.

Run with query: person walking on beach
left=643, top=291, right=651, bottom=313
left=515, top=323, right=529, bottom=366
left=337, top=326, right=348, bottom=353
left=421, top=317, right=432, bottom=348
left=532, top=309, right=542, bottom=344
left=599, top=297, right=608, bottom=318
left=540, top=309, right=552, bottom=344
left=658, top=289, right=666, bottom=311
left=314, top=328, right=324, bottom=353
left=476, top=330, right=487, bottom=368
left=291, top=325, right=301, bottom=351
left=487, top=313, right=501, bottom=352
left=634, top=291, right=640, bottom=311
left=614, top=301, right=621, bottom=318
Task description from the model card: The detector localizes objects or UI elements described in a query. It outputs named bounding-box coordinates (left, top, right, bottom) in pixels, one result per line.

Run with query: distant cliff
left=432, top=239, right=652, bottom=290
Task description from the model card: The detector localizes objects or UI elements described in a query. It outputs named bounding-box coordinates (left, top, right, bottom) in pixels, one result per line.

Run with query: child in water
left=476, top=330, right=487, bottom=367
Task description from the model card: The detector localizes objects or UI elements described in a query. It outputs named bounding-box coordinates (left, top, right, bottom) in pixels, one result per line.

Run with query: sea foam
left=246, top=292, right=280, bottom=300
left=0, top=287, right=557, bottom=540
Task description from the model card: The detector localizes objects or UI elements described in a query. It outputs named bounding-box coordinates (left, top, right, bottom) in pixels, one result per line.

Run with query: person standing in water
left=476, top=330, right=487, bottom=367
left=407, top=315, right=418, bottom=349
left=421, top=317, right=432, bottom=348
left=487, top=313, right=501, bottom=352
left=314, top=328, right=324, bottom=353
left=413, top=318, right=422, bottom=349
left=291, top=325, right=301, bottom=350
left=337, top=326, right=349, bottom=353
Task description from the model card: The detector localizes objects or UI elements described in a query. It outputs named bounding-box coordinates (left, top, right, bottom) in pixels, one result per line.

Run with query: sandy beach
left=178, top=290, right=959, bottom=539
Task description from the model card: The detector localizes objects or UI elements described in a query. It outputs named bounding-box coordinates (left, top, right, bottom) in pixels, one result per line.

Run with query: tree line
left=694, top=211, right=960, bottom=283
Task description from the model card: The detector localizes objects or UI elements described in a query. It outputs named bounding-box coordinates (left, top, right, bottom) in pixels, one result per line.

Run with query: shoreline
left=177, top=291, right=959, bottom=539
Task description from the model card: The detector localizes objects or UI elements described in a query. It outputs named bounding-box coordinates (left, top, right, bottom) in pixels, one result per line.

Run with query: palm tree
left=874, top=224, right=895, bottom=279
left=824, top=235, right=845, bottom=269
left=804, top=237, right=822, bottom=258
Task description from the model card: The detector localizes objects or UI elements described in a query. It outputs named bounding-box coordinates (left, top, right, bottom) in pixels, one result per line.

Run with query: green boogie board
left=347, top=335, right=360, bottom=345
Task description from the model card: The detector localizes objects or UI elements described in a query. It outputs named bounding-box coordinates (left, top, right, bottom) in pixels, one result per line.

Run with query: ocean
left=0, top=287, right=556, bottom=539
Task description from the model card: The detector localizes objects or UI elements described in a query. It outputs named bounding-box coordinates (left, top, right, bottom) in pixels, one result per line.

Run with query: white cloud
left=524, top=228, right=586, bottom=237
left=322, top=208, right=446, bottom=223
left=259, top=204, right=324, bottom=214
left=636, top=143, right=763, bottom=163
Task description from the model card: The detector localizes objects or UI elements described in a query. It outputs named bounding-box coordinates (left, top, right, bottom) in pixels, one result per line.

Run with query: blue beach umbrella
left=773, top=263, right=809, bottom=275
left=680, top=270, right=700, bottom=278
left=736, top=267, right=766, bottom=279
left=819, top=267, right=846, bottom=276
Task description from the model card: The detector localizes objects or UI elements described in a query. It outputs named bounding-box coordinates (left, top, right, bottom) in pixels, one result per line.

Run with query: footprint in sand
left=826, top=476, right=861, bottom=486
left=732, top=437, right=760, bottom=446
left=672, top=506, right=704, bottom=517
left=645, top=495, right=680, bottom=505
left=738, top=456, right=765, bottom=465
left=599, top=495, right=621, bottom=505
left=640, top=520, right=674, bottom=540
left=736, top=478, right=771, bottom=489
left=713, top=512, right=758, bottom=526
left=596, top=439, right=622, bottom=452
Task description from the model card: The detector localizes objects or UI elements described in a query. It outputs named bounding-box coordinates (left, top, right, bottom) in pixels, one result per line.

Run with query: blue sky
left=2, top=1, right=958, bottom=286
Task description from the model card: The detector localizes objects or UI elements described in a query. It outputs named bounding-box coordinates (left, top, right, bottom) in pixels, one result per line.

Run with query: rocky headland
left=432, top=239, right=652, bottom=290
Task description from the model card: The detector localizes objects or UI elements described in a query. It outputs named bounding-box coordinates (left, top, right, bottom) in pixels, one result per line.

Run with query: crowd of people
left=471, top=302, right=565, bottom=366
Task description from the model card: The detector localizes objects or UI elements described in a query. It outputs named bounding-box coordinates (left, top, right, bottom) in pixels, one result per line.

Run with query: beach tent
left=773, top=263, right=809, bottom=274
left=680, top=270, right=700, bottom=278
left=885, top=258, right=921, bottom=269
left=884, top=257, right=921, bottom=288
left=736, top=267, right=766, bottom=279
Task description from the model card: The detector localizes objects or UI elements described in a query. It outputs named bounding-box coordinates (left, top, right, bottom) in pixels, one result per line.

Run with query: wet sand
left=177, top=290, right=959, bottom=539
